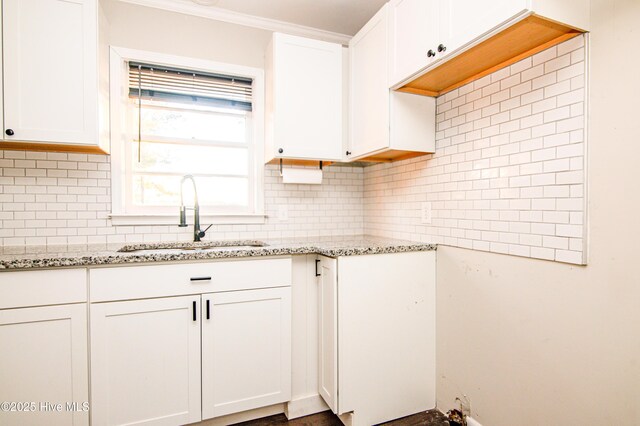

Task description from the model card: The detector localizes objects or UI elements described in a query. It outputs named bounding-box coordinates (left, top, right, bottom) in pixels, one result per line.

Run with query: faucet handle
left=198, top=224, right=213, bottom=239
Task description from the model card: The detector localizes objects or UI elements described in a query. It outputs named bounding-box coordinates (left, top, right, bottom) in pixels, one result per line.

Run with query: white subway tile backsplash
left=532, top=46, right=557, bottom=66
left=364, top=37, right=586, bottom=265
left=557, top=35, right=584, bottom=55
left=510, top=56, right=532, bottom=74
left=544, top=54, right=571, bottom=73
left=0, top=162, right=364, bottom=245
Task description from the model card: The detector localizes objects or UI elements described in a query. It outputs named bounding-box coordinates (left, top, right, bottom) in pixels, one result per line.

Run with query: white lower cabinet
left=0, top=303, right=89, bottom=426
left=88, top=258, right=292, bottom=426
left=317, top=257, right=338, bottom=414
left=202, top=288, right=292, bottom=419
left=317, top=251, right=436, bottom=426
left=90, top=296, right=202, bottom=426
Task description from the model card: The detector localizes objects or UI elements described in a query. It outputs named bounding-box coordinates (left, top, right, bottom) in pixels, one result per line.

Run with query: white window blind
left=128, top=62, right=253, bottom=111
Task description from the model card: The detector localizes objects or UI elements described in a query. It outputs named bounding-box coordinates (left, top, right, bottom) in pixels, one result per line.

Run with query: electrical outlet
left=277, top=205, right=288, bottom=221
left=421, top=202, right=432, bottom=224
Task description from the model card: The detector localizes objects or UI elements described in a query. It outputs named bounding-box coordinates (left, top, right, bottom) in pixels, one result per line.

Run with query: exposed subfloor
left=234, top=409, right=450, bottom=426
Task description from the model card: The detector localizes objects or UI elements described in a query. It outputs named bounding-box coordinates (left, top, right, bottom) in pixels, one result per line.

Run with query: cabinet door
left=2, top=0, right=97, bottom=145
left=202, top=287, right=291, bottom=419
left=90, top=296, right=201, bottom=426
left=272, top=34, right=343, bottom=161
left=389, top=0, right=440, bottom=87
left=337, top=252, right=436, bottom=425
left=439, top=0, right=528, bottom=55
left=349, top=4, right=390, bottom=158
left=0, top=304, right=88, bottom=426
left=317, top=256, right=338, bottom=414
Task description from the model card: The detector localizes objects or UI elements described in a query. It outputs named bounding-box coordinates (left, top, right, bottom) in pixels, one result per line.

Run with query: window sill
left=109, top=213, right=267, bottom=226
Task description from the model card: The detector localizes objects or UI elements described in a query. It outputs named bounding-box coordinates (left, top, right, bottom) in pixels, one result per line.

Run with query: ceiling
left=187, top=0, right=388, bottom=36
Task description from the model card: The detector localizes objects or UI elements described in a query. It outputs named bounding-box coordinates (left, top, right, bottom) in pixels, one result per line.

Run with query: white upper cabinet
left=391, top=0, right=589, bottom=94
left=2, top=0, right=106, bottom=152
left=349, top=4, right=435, bottom=161
left=265, top=33, right=343, bottom=162
left=388, top=0, right=440, bottom=87
left=439, top=0, right=528, bottom=56
left=349, top=5, right=390, bottom=159
left=389, top=0, right=528, bottom=87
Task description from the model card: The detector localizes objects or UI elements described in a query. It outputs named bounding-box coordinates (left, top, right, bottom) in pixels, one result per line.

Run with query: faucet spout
left=179, top=175, right=208, bottom=242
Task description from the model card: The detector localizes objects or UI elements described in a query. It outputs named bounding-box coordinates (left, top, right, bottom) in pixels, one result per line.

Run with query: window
left=110, top=48, right=265, bottom=225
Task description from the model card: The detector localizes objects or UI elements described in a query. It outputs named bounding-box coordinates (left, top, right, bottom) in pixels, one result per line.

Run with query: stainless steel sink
left=117, top=241, right=268, bottom=253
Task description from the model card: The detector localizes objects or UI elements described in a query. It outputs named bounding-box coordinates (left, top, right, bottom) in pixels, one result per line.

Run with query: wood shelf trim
left=0, top=141, right=109, bottom=154
left=396, top=87, right=440, bottom=97
left=357, top=149, right=431, bottom=163
left=266, top=158, right=333, bottom=167
left=400, top=15, right=585, bottom=97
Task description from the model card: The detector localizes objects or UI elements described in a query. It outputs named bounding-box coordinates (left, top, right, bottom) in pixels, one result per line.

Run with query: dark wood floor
left=233, top=409, right=449, bottom=426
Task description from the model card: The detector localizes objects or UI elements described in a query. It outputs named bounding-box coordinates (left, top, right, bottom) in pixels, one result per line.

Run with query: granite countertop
left=0, top=236, right=436, bottom=270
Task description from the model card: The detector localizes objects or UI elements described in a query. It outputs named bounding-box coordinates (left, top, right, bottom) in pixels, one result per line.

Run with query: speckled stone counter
left=0, top=236, right=436, bottom=270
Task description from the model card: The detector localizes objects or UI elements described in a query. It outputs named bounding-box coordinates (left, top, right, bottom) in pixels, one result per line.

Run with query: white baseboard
left=195, top=403, right=285, bottom=425
left=285, top=394, right=329, bottom=420
left=466, top=416, right=483, bottom=426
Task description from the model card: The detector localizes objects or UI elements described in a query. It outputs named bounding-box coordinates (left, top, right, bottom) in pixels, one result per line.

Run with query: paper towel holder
left=279, top=158, right=323, bottom=176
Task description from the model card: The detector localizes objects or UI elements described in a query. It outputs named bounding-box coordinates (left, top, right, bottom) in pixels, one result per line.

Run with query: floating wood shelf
left=357, top=149, right=431, bottom=163
left=0, top=141, right=109, bottom=154
left=398, top=15, right=585, bottom=97
left=267, top=158, right=333, bottom=167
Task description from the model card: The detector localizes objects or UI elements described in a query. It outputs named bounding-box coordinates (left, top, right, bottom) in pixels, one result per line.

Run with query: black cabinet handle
left=5, top=129, right=14, bottom=136
left=437, top=44, right=447, bottom=53
left=206, top=299, right=210, bottom=320
left=315, top=259, right=321, bottom=277
left=346, top=150, right=352, bottom=156
left=190, top=276, right=211, bottom=282
left=427, top=49, right=436, bottom=58
left=278, top=148, right=284, bottom=154
left=192, top=301, right=197, bottom=321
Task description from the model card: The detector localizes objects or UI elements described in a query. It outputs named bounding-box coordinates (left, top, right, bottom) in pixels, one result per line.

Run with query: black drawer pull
left=206, top=300, right=210, bottom=320
left=315, top=259, right=321, bottom=277
left=190, top=276, right=211, bottom=281
left=192, top=301, right=197, bottom=321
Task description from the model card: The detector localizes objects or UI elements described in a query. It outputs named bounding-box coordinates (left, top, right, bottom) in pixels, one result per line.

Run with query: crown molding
left=117, top=0, right=353, bottom=45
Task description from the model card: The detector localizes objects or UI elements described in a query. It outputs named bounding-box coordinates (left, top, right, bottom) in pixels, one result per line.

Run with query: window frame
left=109, top=47, right=265, bottom=226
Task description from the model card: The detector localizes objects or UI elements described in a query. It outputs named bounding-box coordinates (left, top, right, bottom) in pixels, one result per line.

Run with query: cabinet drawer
left=0, top=269, right=87, bottom=309
left=89, top=257, right=292, bottom=302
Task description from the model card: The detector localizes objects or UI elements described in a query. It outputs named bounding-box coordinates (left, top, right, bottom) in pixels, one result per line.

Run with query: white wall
left=434, top=1, right=640, bottom=424
left=100, top=0, right=272, bottom=68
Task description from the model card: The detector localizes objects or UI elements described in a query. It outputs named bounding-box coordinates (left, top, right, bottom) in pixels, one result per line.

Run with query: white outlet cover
left=277, top=205, right=289, bottom=221
left=421, top=202, right=432, bottom=224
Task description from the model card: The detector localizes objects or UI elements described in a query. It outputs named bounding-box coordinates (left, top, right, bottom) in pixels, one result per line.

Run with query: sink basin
left=117, top=241, right=268, bottom=253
